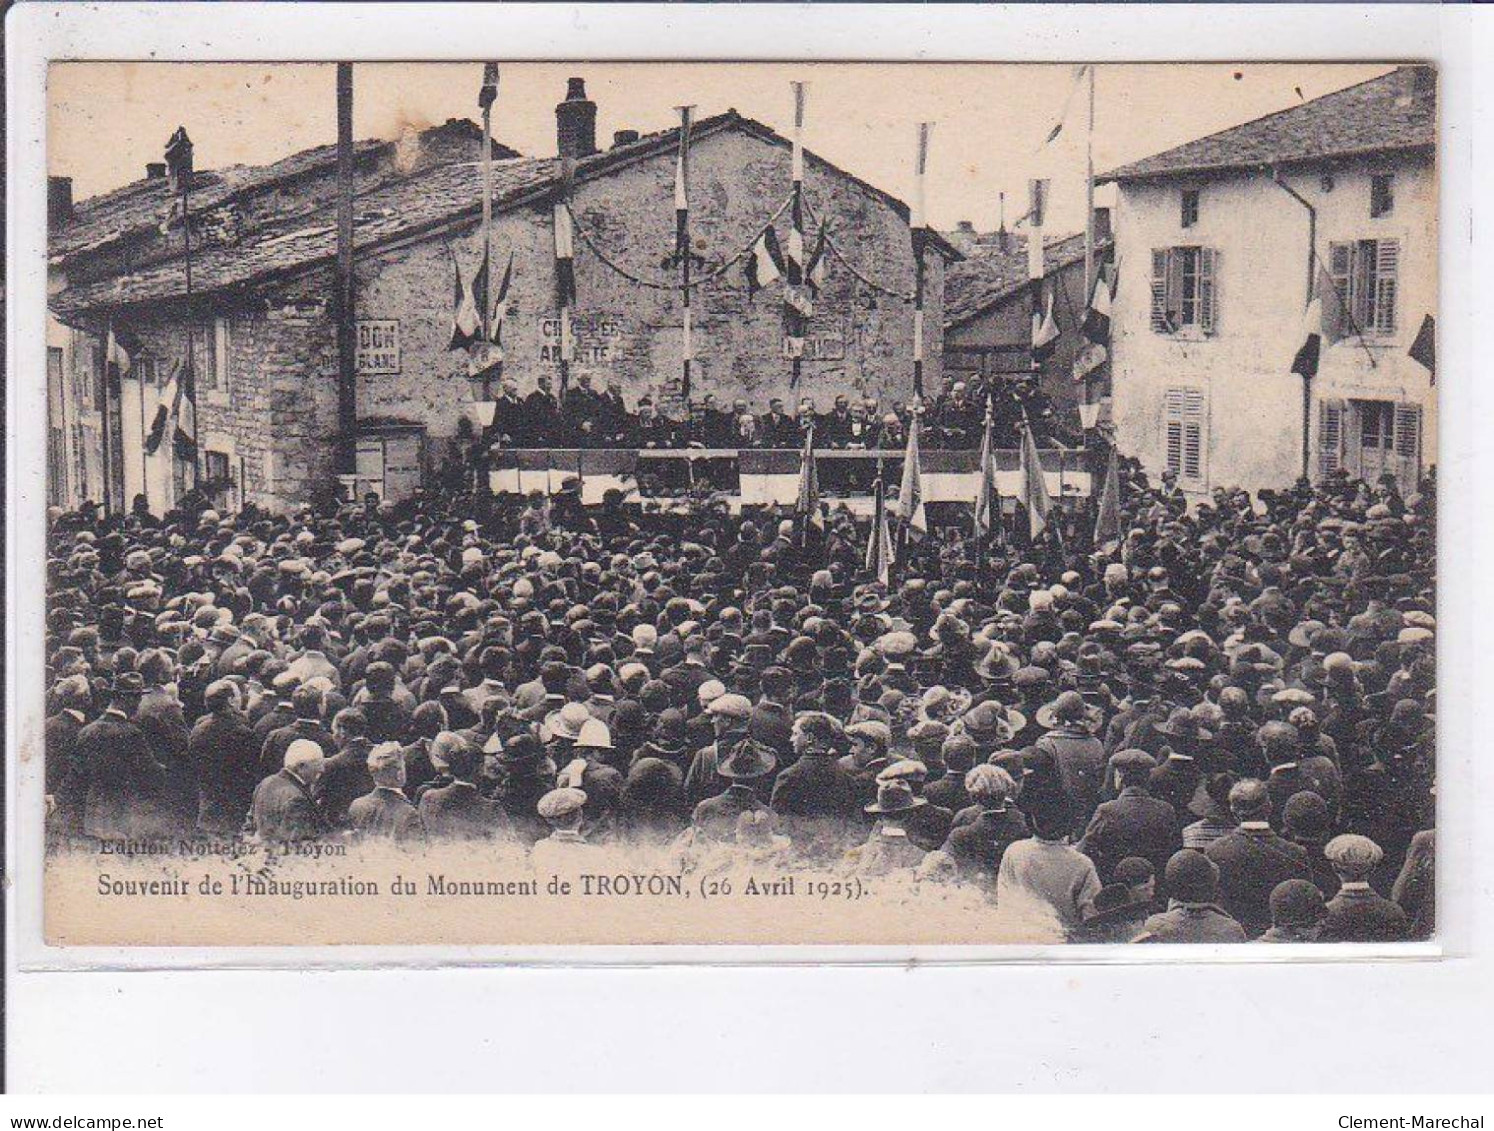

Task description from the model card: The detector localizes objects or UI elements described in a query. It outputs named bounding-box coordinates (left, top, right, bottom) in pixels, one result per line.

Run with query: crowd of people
left=479, top=371, right=1060, bottom=452
left=44, top=447, right=1435, bottom=944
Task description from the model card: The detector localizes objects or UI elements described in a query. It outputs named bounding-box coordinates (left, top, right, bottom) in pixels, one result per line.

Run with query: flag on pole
left=174, top=358, right=197, bottom=461
left=896, top=413, right=927, bottom=535
left=1081, top=258, right=1115, bottom=345
left=746, top=228, right=785, bottom=295
left=447, top=257, right=480, bottom=350
left=143, top=357, right=180, bottom=456
left=488, top=249, right=514, bottom=338
left=796, top=425, right=822, bottom=537
left=1037, top=64, right=1090, bottom=149
left=478, top=63, right=499, bottom=111
left=974, top=398, right=1000, bottom=541
left=105, top=324, right=136, bottom=376
left=1031, top=286, right=1060, bottom=364
left=1094, top=444, right=1122, bottom=551
left=1409, top=313, right=1435, bottom=382
left=804, top=223, right=828, bottom=294
left=1291, top=266, right=1342, bottom=380
left=865, top=473, right=894, bottom=586
left=553, top=203, right=576, bottom=307
left=1018, top=414, right=1052, bottom=540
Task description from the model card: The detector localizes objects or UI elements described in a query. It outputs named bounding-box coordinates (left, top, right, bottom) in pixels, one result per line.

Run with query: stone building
left=1099, top=66, right=1436, bottom=494
left=942, top=220, right=1114, bottom=436
left=47, top=79, right=957, bottom=513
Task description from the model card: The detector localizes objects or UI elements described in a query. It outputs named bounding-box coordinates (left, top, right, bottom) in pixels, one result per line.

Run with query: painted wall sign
left=540, top=316, right=623, bottom=364
left=355, top=319, right=400, bottom=374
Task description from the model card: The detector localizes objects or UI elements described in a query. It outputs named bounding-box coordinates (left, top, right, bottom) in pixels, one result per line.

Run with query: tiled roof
left=51, top=110, right=956, bottom=322
left=50, top=121, right=521, bottom=268
left=51, top=156, right=560, bottom=319
left=943, top=230, right=1109, bottom=328
left=1098, top=65, right=1435, bottom=184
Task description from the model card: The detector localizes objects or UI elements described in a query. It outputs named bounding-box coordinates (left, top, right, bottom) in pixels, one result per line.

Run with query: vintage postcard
left=35, top=59, right=1436, bottom=948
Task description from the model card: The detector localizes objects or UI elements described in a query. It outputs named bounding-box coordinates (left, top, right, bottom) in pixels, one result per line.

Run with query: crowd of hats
left=42, top=459, right=1434, bottom=942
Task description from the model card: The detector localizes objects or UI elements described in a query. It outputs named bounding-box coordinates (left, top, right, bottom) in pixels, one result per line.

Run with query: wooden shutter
left=1182, top=388, right=1206, bottom=480
left=1318, top=399, right=1345, bottom=477
left=1164, top=387, right=1207, bottom=481
left=1394, top=402, right=1421, bottom=464
left=1150, top=250, right=1170, bottom=332
left=1164, top=388, right=1185, bottom=475
left=1329, top=242, right=1353, bottom=328
left=1373, top=238, right=1399, bottom=335
left=1199, top=248, right=1219, bottom=334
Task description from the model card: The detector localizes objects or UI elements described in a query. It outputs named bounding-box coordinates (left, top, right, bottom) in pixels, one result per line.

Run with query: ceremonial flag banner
left=746, top=228, right=785, bottom=295
left=866, top=474, right=894, bottom=585
left=105, top=324, right=136, bottom=375
left=897, top=414, right=927, bottom=534
left=447, top=257, right=479, bottom=350
left=553, top=203, right=576, bottom=307
left=796, top=426, right=823, bottom=534
left=478, top=62, right=498, bottom=111
left=174, top=358, right=197, bottom=459
left=1291, top=267, right=1341, bottom=380
left=974, top=399, right=1000, bottom=541
left=1409, top=313, right=1436, bottom=381
left=1082, top=258, right=1114, bottom=345
left=805, top=223, right=828, bottom=293
left=1032, top=287, right=1060, bottom=364
left=1094, top=444, right=1122, bottom=551
left=1019, top=416, right=1052, bottom=539
left=143, top=358, right=180, bottom=455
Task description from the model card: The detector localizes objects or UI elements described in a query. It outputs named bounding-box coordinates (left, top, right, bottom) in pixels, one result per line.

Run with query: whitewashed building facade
left=1100, top=66, right=1436, bottom=494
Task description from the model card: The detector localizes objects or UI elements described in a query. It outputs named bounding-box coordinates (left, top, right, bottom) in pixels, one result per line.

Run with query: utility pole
left=335, top=62, right=358, bottom=490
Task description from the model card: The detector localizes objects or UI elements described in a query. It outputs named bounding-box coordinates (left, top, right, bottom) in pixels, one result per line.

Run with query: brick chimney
left=556, top=78, right=598, bottom=161
left=612, top=128, right=640, bottom=149
left=146, top=162, right=167, bottom=180
left=47, top=176, right=73, bottom=225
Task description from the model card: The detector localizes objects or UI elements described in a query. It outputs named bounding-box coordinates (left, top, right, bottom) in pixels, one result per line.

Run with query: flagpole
left=171, top=129, right=201, bottom=496
left=676, top=105, right=695, bottom=406
left=480, top=65, right=496, bottom=343
left=137, top=366, right=148, bottom=507
left=912, top=123, right=932, bottom=403
left=788, top=82, right=806, bottom=392
left=1084, top=64, right=1096, bottom=302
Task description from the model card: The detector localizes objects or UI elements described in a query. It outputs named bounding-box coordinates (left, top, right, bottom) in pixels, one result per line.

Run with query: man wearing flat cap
left=1319, top=833, right=1408, bottom=942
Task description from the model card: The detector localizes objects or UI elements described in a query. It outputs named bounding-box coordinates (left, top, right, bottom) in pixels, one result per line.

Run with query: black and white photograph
left=29, top=53, right=1443, bottom=948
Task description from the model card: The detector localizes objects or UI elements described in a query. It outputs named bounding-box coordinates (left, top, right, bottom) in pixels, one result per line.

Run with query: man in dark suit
left=760, top=398, right=796, bottom=448
left=45, top=676, right=92, bottom=833
left=522, top=376, right=561, bottom=445
left=1078, top=749, right=1180, bottom=881
left=1205, top=779, right=1312, bottom=937
left=313, top=707, right=376, bottom=830
left=1319, top=833, right=1409, bottom=942
left=250, top=738, right=327, bottom=844
left=348, top=742, right=425, bottom=843
left=770, top=712, right=863, bottom=832
left=941, top=764, right=1029, bottom=881
left=259, top=684, right=336, bottom=780
left=419, top=739, right=513, bottom=842
left=485, top=378, right=528, bottom=448
left=692, top=740, right=775, bottom=842
left=77, top=673, right=168, bottom=840
left=189, top=678, right=262, bottom=835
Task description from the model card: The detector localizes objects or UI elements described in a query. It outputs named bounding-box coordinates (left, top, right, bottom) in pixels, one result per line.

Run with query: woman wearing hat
left=1033, top=690, right=1107, bottom=838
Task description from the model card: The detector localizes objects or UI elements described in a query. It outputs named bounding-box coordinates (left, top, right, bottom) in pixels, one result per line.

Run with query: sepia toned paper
left=38, top=59, right=1436, bottom=950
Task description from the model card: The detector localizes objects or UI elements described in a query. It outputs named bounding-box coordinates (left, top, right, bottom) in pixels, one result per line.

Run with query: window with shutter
left=1373, top=239, right=1399, bottom=335
left=1164, top=387, right=1207, bottom=482
left=1199, top=248, right=1218, bottom=334
left=1394, top=403, right=1421, bottom=463
left=1164, top=388, right=1184, bottom=475
left=1330, top=242, right=1354, bottom=323
left=1319, top=399, right=1344, bottom=477
left=1151, top=250, right=1169, bottom=332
